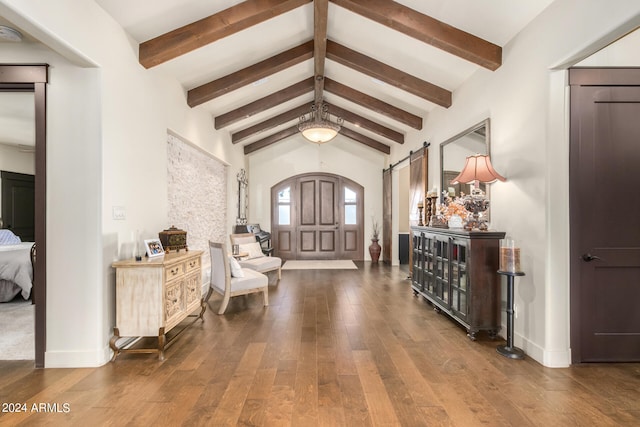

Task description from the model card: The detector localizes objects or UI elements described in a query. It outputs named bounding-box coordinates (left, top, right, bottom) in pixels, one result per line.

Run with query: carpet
left=282, top=260, right=358, bottom=270
left=0, top=298, right=34, bottom=360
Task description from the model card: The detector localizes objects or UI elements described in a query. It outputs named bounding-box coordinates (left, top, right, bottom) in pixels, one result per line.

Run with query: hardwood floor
left=1, top=263, right=640, bottom=426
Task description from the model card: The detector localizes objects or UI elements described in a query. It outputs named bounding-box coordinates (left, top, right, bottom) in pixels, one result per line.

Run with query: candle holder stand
left=497, top=270, right=525, bottom=359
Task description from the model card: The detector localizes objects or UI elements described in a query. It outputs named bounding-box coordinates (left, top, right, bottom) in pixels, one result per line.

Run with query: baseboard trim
left=45, top=346, right=111, bottom=368
left=512, top=332, right=571, bottom=368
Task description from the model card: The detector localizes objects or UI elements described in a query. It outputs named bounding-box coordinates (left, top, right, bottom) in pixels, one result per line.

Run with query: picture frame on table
left=144, top=238, right=165, bottom=258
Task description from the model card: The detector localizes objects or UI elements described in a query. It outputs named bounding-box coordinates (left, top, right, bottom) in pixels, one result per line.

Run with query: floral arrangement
left=438, top=192, right=468, bottom=221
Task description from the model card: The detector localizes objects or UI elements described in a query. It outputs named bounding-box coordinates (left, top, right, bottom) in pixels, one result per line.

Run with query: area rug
left=282, top=260, right=358, bottom=270
left=0, top=298, right=34, bottom=360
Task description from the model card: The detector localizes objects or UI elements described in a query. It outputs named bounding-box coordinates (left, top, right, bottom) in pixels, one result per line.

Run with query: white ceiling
left=1, top=1, right=556, bottom=151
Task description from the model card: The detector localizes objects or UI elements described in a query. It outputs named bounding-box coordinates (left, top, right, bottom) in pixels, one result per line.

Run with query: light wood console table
left=110, top=250, right=206, bottom=361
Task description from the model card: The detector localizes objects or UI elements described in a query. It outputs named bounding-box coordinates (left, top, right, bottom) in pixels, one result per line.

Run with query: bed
left=0, top=230, right=33, bottom=302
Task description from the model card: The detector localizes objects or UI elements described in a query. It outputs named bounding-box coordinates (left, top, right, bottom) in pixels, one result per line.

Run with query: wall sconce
left=451, top=154, right=506, bottom=230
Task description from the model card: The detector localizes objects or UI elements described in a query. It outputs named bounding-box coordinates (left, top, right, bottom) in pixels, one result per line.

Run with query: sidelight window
left=278, top=186, right=291, bottom=225
left=344, top=187, right=357, bottom=225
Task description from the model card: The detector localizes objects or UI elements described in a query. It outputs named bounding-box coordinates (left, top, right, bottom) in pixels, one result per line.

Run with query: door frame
left=0, top=64, right=48, bottom=368
left=271, top=172, right=365, bottom=260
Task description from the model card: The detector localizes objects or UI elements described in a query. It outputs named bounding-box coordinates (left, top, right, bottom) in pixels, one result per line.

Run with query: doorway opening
left=0, top=64, right=47, bottom=368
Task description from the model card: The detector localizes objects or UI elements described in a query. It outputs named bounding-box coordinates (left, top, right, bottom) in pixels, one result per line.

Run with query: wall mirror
left=236, top=168, right=248, bottom=226
left=440, top=119, right=490, bottom=199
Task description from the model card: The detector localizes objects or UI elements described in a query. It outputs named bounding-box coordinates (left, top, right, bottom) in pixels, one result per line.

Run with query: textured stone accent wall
left=167, top=134, right=227, bottom=258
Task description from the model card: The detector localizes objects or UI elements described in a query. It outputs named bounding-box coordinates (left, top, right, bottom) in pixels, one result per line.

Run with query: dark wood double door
left=272, top=173, right=364, bottom=260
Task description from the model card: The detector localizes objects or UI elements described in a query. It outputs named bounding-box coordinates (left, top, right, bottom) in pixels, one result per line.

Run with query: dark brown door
left=570, top=68, right=640, bottom=362
left=1, top=171, right=35, bottom=241
left=272, top=173, right=364, bottom=260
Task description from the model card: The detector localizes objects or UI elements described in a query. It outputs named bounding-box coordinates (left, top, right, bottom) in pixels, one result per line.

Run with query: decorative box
left=158, top=226, right=188, bottom=253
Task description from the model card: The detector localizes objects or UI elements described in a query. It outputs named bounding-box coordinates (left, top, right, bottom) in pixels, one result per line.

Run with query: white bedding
left=0, top=242, right=33, bottom=302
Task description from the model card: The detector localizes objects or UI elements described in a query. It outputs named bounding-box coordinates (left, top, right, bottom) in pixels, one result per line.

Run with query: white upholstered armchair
left=205, top=241, right=268, bottom=315
left=229, top=233, right=282, bottom=280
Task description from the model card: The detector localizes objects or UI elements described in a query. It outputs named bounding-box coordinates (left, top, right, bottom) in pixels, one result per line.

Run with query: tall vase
left=369, top=238, right=381, bottom=263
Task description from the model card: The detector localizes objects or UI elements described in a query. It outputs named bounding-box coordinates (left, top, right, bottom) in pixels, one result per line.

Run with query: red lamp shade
left=451, top=154, right=506, bottom=185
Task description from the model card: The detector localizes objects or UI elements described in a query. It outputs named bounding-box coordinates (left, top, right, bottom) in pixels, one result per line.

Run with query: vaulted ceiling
left=96, top=0, right=554, bottom=155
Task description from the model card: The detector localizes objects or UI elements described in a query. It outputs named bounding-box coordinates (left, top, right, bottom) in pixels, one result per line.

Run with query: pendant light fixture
left=298, top=102, right=343, bottom=144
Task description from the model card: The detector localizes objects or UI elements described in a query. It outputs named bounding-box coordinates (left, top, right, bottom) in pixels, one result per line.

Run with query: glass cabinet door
left=411, top=231, right=424, bottom=292
left=433, top=237, right=450, bottom=306
left=449, top=238, right=469, bottom=320
left=423, top=235, right=435, bottom=294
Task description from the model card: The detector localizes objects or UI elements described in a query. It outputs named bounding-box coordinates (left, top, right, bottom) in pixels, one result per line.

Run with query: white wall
left=387, top=0, right=640, bottom=367
left=247, top=133, right=387, bottom=260
left=0, top=37, right=105, bottom=366
left=577, top=27, right=640, bottom=66
left=0, top=0, right=245, bottom=367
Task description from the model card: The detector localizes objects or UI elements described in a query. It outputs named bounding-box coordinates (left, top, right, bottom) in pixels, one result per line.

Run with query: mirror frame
left=237, top=168, right=248, bottom=225
left=439, top=118, right=491, bottom=200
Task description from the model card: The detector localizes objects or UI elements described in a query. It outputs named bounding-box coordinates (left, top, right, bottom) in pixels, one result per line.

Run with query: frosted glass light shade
left=300, top=124, right=339, bottom=143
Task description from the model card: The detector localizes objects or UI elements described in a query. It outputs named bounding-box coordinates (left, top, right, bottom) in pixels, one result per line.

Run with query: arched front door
left=272, top=173, right=364, bottom=260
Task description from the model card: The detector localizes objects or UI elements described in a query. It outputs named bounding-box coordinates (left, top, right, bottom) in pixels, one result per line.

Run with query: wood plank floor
left=1, top=263, right=640, bottom=426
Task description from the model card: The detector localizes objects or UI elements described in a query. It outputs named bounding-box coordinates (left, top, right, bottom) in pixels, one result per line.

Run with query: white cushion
left=238, top=256, right=281, bottom=273
left=230, top=268, right=268, bottom=290
left=228, top=256, right=244, bottom=278
left=239, top=242, right=264, bottom=259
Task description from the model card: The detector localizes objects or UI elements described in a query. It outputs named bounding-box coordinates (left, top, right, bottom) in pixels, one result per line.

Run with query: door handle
left=581, top=253, right=602, bottom=262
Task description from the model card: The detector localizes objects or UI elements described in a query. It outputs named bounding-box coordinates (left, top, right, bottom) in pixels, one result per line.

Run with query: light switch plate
left=112, top=206, right=126, bottom=220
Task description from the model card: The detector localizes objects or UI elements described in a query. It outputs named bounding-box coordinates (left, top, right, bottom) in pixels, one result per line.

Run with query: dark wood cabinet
left=411, top=226, right=505, bottom=340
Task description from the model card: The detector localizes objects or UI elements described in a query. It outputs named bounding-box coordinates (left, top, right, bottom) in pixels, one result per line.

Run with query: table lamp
left=450, top=154, right=506, bottom=230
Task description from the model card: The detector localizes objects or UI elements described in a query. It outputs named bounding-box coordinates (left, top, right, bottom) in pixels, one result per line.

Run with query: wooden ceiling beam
left=324, top=78, right=423, bottom=129
left=327, top=103, right=404, bottom=144
left=188, top=40, right=313, bottom=107
left=139, top=0, right=311, bottom=68
left=244, top=126, right=299, bottom=154
left=313, top=0, right=329, bottom=103
left=326, top=40, right=451, bottom=107
left=215, top=77, right=314, bottom=129
left=329, top=0, right=501, bottom=70
left=232, top=104, right=309, bottom=144
left=339, top=127, right=390, bottom=154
